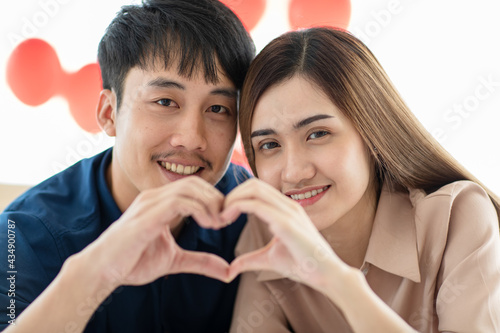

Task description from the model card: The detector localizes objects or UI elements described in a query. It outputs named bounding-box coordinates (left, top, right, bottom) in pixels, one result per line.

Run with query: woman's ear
left=96, top=89, right=117, bottom=137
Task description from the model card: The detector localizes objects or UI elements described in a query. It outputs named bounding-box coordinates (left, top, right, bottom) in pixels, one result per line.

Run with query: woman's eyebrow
left=294, top=114, right=334, bottom=129
left=251, top=114, right=335, bottom=139
left=251, top=129, right=276, bottom=138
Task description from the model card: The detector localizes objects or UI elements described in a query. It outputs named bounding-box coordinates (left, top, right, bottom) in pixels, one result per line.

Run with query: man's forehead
left=138, top=54, right=228, bottom=84
left=122, top=63, right=237, bottom=100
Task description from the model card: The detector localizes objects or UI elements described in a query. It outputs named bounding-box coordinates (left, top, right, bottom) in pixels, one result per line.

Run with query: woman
left=221, top=28, right=500, bottom=332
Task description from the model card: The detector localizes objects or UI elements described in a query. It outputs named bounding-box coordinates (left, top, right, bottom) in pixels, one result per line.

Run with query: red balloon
left=220, top=0, right=266, bottom=31
left=64, top=63, right=103, bottom=133
left=230, top=134, right=251, bottom=172
left=6, top=38, right=103, bottom=133
left=6, top=39, right=62, bottom=106
left=289, top=0, right=351, bottom=30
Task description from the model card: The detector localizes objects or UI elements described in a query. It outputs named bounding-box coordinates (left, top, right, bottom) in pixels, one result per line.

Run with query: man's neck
left=106, top=159, right=136, bottom=213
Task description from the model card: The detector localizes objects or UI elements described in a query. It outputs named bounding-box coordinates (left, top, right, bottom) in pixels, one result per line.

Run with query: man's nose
left=169, top=112, right=208, bottom=151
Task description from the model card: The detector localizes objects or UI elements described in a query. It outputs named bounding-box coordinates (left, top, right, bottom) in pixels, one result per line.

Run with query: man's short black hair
left=98, top=0, right=255, bottom=108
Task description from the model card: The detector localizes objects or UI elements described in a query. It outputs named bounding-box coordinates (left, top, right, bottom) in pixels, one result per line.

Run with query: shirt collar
left=98, top=148, right=122, bottom=229
left=257, top=184, right=422, bottom=283
left=364, top=184, right=421, bottom=283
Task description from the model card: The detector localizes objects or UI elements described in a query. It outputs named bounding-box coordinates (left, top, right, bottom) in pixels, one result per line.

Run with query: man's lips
left=158, top=161, right=204, bottom=176
left=152, top=152, right=212, bottom=177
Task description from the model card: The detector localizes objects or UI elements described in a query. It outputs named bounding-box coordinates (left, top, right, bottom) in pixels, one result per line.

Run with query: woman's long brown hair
left=239, top=27, right=500, bottom=221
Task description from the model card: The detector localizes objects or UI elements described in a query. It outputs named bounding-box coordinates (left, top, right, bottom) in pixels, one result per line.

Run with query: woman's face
left=250, top=76, right=375, bottom=231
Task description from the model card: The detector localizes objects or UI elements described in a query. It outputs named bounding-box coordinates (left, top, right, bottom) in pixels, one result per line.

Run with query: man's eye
left=209, top=105, right=228, bottom=114
left=156, top=99, right=178, bottom=107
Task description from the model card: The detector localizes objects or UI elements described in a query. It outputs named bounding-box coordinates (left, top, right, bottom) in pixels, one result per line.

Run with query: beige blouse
left=230, top=181, right=500, bottom=332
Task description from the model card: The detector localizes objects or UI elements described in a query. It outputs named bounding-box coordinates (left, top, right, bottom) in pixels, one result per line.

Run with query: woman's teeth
left=290, top=186, right=328, bottom=200
left=160, top=161, right=200, bottom=175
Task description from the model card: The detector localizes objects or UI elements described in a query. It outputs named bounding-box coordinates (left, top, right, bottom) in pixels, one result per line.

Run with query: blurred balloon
left=6, top=38, right=250, bottom=169
left=6, top=38, right=62, bottom=106
left=6, top=38, right=102, bottom=133
left=220, top=0, right=266, bottom=31
left=64, top=63, right=102, bottom=133
left=289, top=0, right=351, bottom=30
left=230, top=134, right=251, bottom=172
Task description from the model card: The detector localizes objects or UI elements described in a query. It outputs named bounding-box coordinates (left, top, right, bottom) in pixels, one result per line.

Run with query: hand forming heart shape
left=93, top=176, right=337, bottom=291
left=184, top=178, right=338, bottom=289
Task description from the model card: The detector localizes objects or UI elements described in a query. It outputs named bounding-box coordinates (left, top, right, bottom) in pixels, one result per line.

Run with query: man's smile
left=158, top=161, right=203, bottom=175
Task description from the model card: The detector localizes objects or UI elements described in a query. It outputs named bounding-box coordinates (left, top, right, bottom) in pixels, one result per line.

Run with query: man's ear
left=97, top=89, right=117, bottom=137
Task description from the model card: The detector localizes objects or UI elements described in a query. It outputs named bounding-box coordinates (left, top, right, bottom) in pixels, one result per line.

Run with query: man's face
left=106, top=62, right=238, bottom=208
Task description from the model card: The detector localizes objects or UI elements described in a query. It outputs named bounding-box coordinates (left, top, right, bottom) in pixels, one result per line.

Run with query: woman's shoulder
left=409, top=180, right=495, bottom=215
left=408, top=180, right=498, bottom=248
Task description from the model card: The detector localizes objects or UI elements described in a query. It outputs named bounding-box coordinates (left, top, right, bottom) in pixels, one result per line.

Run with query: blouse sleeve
left=436, top=182, right=500, bottom=332
left=230, top=215, right=292, bottom=333
left=230, top=270, right=291, bottom=333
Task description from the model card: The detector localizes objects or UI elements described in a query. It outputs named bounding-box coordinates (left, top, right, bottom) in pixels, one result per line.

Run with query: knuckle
left=247, top=178, right=262, bottom=193
left=135, top=189, right=152, bottom=203
left=290, top=200, right=303, bottom=213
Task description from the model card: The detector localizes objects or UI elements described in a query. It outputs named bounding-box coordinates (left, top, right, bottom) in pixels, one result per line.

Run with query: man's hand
left=5, top=177, right=233, bottom=333
left=88, top=176, right=232, bottom=288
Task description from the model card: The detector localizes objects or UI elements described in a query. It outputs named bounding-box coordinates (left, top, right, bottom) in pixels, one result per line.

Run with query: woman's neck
left=320, top=184, right=379, bottom=269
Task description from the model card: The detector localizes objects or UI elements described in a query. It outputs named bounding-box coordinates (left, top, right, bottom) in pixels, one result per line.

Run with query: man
left=0, top=0, right=255, bottom=332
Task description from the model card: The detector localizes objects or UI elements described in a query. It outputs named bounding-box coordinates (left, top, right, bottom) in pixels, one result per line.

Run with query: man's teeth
left=290, top=186, right=328, bottom=200
left=160, top=161, right=200, bottom=175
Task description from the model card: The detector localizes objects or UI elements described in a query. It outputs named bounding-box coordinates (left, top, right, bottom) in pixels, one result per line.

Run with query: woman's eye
left=156, top=99, right=178, bottom=107
left=308, top=130, right=329, bottom=140
left=208, top=105, right=229, bottom=114
left=259, top=141, right=280, bottom=150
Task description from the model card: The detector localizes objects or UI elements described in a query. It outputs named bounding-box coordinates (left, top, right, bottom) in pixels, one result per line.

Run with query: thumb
left=171, top=250, right=231, bottom=282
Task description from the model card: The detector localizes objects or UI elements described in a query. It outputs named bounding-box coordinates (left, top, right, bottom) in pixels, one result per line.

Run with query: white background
left=1, top=0, right=499, bottom=194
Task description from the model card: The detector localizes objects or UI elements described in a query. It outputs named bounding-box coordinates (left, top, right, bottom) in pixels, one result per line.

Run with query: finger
left=170, top=250, right=230, bottom=282
left=134, top=186, right=225, bottom=230
left=173, top=196, right=225, bottom=229
left=227, top=178, right=293, bottom=207
left=223, top=179, right=297, bottom=222
left=174, top=177, right=225, bottom=223
left=151, top=176, right=225, bottom=226
left=222, top=198, right=311, bottom=239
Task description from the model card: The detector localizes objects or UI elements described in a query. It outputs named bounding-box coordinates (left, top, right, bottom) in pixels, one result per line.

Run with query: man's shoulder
left=216, top=163, right=252, bottom=194
left=2, top=149, right=112, bottom=235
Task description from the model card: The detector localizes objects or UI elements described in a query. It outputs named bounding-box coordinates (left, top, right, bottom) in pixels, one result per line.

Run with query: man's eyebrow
left=147, top=78, right=185, bottom=90
left=294, top=114, right=334, bottom=129
left=211, top=88, right=237, bottom=99
left=146, top=78, right=236, bottom=99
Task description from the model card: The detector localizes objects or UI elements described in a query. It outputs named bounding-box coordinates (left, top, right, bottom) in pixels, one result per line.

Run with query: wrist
left=320, top=262, right=366, bottom=307
left=10, top=251, right=116, bottom=331
left=62, top=251, right=118, bottom=314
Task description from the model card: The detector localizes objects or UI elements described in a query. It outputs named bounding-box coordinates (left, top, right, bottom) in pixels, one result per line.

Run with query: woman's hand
left=222, top=178, right=348, bottom=289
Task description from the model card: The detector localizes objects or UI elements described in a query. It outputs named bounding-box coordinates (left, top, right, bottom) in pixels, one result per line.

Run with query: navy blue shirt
left=0, top=148, right=250, bottom=332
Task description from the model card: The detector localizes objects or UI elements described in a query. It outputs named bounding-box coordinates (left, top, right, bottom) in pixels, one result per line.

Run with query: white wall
left=1, top=0, right=499, bottom=195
